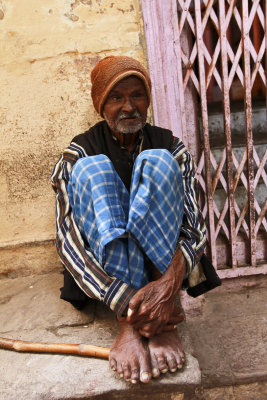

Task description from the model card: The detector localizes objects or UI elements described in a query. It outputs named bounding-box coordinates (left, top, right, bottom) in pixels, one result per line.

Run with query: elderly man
left=51, top=56, right=207, bottom=384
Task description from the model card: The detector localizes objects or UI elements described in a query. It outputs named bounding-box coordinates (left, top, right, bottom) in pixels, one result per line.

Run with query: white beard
left=104, top=110, right=146, bottom=135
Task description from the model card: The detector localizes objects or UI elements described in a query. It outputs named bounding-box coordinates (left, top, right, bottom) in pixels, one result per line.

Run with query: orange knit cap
left=91, top=56, right=152, bottom=116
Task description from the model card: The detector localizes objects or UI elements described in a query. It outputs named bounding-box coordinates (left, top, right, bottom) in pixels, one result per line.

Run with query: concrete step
left=1, top=271, right=267, bottom=399
left=0, top=272, right=201, bottom=400
left=185, top=283, right=267, bottom=389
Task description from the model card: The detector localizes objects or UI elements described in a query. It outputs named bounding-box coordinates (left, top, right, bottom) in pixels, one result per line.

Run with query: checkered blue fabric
left=67, top=149, right=184, bottom=290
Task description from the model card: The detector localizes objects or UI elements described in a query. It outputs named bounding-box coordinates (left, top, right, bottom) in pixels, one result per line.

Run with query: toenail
left=120, top=373, right=124, bottom=378
left=141, top=372, right=149, bottom=381
left=152, top=368, right=160, bottom=377
left=170, top=368, right=177, bottom=372
left=178, top=364, right=183, bottom=369
left=161, top=368, right=168, bottom=373
left=111, top=367, right=116, bottom=371
left=131, top=379, right=137, bottom=384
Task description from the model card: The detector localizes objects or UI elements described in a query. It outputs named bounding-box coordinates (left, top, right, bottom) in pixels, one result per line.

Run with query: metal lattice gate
left=141, top=0, right=267, bottom=278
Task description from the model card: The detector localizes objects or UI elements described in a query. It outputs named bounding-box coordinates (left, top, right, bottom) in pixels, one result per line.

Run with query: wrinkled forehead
left=108, top=75, right=146, bottom=93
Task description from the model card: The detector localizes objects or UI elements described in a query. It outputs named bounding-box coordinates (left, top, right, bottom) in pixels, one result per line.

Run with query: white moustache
left=118, top=111, right=141, bottom=120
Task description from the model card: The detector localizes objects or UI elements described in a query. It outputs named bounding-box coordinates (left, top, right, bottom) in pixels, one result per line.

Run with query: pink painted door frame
left=141, top=1, right=185, bottom=139
left=141, top=0, right=201, bottom=162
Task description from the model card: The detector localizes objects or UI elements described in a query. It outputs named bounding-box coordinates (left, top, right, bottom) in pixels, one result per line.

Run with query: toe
left=130, top=365, right=140, bottom=384
left=176, top=350, right=185, bottom=369
left=156, top=355, right=168, bottom=373
left=116, top=362, right=123, bottom=378
left=139, top=350, right=152, bottom=383
left=140, top=371, right=151, bottom=383
left=150, top=352, right=160, bottom=378
left=166, top=354, right=177, bottom=372
left=152, top=367, right=160, bottom=378
left=180, top=350, right=186, bottom=363
left=123, top=363, right=131, bottom=380
left=177, top=346, right=185, bottom=368
left=109, top=358, right=117, bottom=372
left=177, top=356, right=185, bottom=369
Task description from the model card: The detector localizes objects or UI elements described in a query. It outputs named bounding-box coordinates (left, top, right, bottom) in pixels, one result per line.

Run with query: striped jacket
left=51, top=122, right=206, bottom=315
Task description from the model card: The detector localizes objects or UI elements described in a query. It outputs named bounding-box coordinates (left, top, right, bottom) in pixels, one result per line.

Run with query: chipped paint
left=0, top=0, right=147, bottom=266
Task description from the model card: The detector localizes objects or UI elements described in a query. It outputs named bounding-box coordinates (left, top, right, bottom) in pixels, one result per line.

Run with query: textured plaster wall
left=0, top=0, right=147, bottom=275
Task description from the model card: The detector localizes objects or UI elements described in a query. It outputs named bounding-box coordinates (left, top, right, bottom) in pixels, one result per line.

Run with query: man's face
left=103, top=76, right=149, bottom=136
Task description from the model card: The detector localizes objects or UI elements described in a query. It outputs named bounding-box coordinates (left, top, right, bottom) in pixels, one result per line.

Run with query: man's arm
left=172, top=137, right=206, bottom=280
left=51, top=142, right=137, bottom=315
left=127, top=138, right=206, bottom=336
left=126, top=248, right=186, bottom=337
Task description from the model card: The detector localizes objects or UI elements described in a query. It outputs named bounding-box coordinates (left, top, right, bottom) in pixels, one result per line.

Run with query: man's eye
left=111, top=95, right=121, bottom=101
left=133, top=92, right=145, bottom=98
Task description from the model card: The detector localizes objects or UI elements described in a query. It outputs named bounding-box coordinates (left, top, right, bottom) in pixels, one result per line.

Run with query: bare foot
left=109, top=319, right=152, bottom=384
left=148, top=329, right=185, bottom=378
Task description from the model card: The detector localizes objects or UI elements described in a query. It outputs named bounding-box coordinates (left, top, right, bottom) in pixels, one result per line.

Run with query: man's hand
left=126, top=249, right=186, bottom=338
left=132, top=306, right=185, bottom=337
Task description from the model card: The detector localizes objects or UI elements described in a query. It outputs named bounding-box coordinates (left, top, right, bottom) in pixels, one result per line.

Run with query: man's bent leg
left=68, top=155, right=149, bottom=289
left=127, top=149, right=184, bottom=275
left=130, top=255, right=186, bottom=377
left=126, top=150, right=186, bottom=376
left=148, top=260, right=185, bottom=376
left=68, top=155, right=153, bottom=382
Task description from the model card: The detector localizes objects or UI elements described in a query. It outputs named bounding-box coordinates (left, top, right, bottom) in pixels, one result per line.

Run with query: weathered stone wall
left=0, top=0, right=147, bottom=276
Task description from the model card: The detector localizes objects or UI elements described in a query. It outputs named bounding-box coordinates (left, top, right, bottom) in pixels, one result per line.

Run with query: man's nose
left=121, top=97, right=135, bottom=112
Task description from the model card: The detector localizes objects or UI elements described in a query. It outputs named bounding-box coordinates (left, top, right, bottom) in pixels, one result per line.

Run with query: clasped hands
left=125, top=250, right=186, bottom=338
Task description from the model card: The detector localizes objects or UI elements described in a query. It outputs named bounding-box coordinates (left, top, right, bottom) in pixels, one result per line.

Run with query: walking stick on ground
left=0, top=336, right=110, bottom=359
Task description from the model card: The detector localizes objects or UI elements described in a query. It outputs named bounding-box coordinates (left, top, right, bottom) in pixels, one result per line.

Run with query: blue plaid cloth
left=67, top=149, right=184, bottom=290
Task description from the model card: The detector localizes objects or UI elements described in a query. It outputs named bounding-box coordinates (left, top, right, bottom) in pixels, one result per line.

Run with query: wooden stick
left=0, top=336, right=110, bottom=359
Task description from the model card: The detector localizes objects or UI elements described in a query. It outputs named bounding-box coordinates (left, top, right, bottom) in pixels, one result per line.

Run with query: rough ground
left=186, top=286, right=267, bottom=388
left=0, top=271, right=266, bottom=400
left=186, top=283, right=267, bottom=400
left=0, top=272, right=199, bottom=400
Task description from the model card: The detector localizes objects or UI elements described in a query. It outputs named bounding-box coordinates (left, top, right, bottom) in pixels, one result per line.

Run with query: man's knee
left=137, top=148, right=172, bottom=160
left=69, top=154, right=114, bottom=186
left=72, top=154, right=112, bottom=173
left=136, top=149, right=178, bottom=169
left=134, top=149, right=182, bottom=183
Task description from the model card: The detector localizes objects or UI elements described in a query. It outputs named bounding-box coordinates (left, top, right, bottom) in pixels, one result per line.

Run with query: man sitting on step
left=51, top=55, right=207, bottom=384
